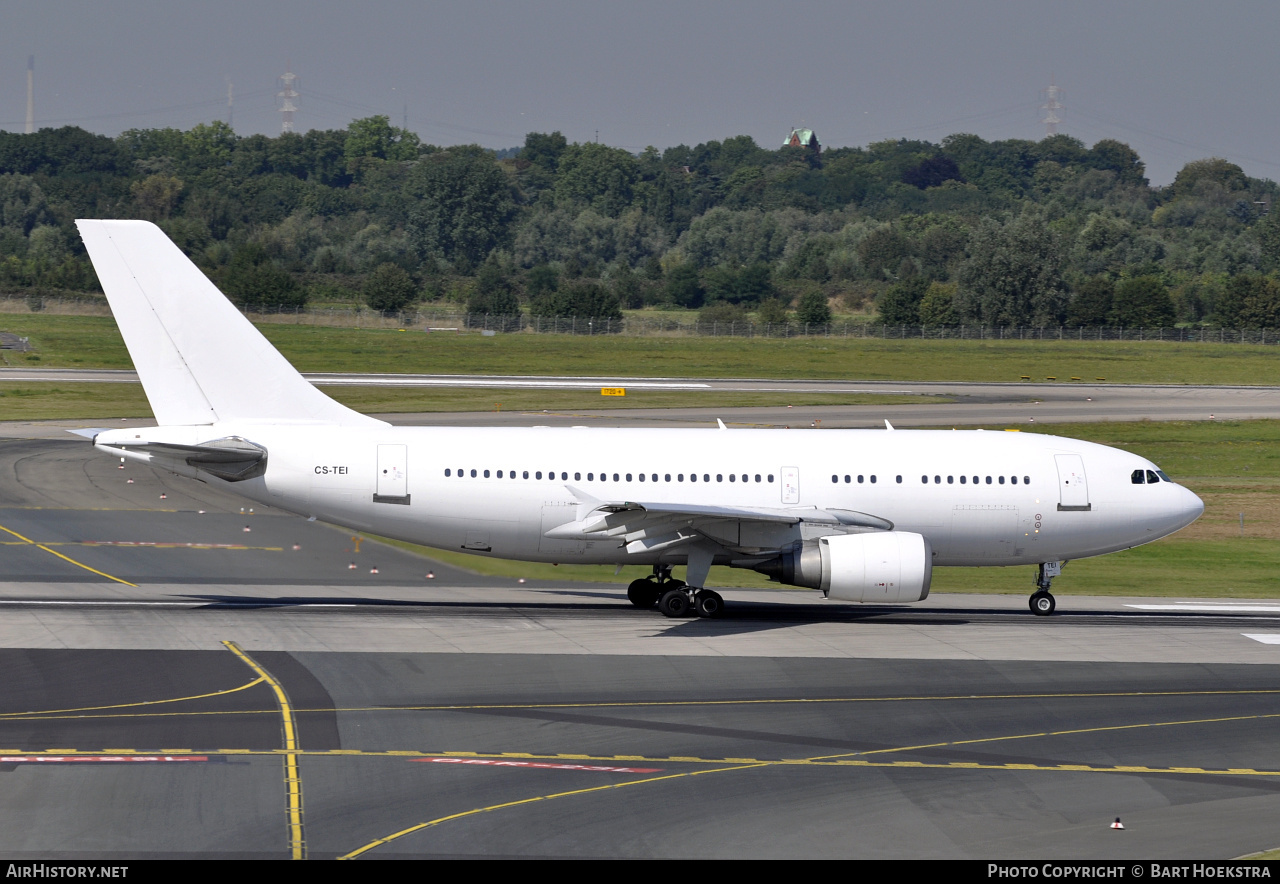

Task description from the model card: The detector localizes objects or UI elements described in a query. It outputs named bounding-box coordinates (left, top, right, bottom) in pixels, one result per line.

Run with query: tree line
left=1, top=117, right=1278, bottom=327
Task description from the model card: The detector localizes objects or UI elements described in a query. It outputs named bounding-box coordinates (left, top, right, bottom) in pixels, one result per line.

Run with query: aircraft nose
left=1174, top=485, right=1205, bottom=530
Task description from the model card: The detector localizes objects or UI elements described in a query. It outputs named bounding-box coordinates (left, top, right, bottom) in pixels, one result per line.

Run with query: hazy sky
left=3, top=1, right=1277, bottom=184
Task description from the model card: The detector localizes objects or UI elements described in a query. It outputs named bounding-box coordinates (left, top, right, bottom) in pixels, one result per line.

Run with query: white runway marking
left=1126, top=604, right=1280, bottom=613
left=1243, top=634, right=1280, bottom=645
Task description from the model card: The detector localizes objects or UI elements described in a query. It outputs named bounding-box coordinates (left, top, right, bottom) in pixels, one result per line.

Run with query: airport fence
left=4, top=295, right=1280, bottom=344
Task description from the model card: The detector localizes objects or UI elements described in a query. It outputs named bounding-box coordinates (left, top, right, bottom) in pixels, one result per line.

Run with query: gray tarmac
left=2, top=413, right=1280, bottom=860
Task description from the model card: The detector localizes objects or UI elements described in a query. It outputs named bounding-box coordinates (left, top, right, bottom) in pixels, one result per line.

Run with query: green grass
left=0, top=384, right=153, bottom=420
left=5, top=313, right=1280, bottom=385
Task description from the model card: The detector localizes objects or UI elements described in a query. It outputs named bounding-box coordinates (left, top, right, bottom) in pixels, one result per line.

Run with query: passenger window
left=627, top=473, right=633, bottom=481
left=1010, top=476, right=1017, bottom=484
left=678, top=474, right=684, bottom=482
left=1024, top=476, right=1030, bottom=484
left=613, top=473, right=619, bottom=482
left=716, top=474, right=723, bottom=482
left=586, top=472, right=593, bottom=481
left=574, top=472, right=581, bottom=481
left=523, top=471, right=529, bottom=479
left=832, top=475, right=839, bottom=484
left=960, top=476, right=966, bottom=484
left=947, top=476, right=953, bottom=484
left=768, top=474, right=775, bottom=482
left=704, top=474, right=710, bottom=482
left=755, top=474, right=761, bottom=483
left=857, top=475, right=864, bottom=483
left=666, top=474, right=671, bottom=482
left=934, top=475, right=941, bottom=484
left=896, top=475, right=902, bottom=484
left=1146, top=470, right=1160, bottom=484
left=921, top=475, right=928, bottom=484
left=445, top=469, right=451, bottom=477
left=562, top=472, right=568, bottom=480
left=470, top=469, right=477, bottom=477
left=985, top=476, right=991, bottom=484
left=654, top=474, right=659, bottom=482
left=484, top=470, right=490, bottom=478
left=870, top=475, right=877, bottom=483
left=844, top=475, right=851, bottom=483
left=497, top=470, right=503, bottom=478
left=639, top=473, right=645, bottom=482
left=1131, top=469, right=1146, bottom=484
left=999, top=476, right=1005, bottom=484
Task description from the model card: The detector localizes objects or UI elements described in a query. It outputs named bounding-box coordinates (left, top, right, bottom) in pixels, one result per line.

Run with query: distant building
left=783, top=128, right=820, bottom=152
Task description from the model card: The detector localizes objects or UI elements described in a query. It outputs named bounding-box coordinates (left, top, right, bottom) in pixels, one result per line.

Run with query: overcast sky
left=3, top=1, right=1277, bottom=185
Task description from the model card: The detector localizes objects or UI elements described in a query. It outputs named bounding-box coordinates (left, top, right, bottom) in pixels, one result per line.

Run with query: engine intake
left=754, top=532, right=932, bottom=603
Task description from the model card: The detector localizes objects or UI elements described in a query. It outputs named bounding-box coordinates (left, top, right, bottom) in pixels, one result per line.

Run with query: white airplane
left=74, top=220, right=1204, bottom=618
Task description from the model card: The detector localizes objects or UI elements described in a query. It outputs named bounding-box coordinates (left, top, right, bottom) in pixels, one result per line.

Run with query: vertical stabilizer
left=77, top=220, right=382, bottom=427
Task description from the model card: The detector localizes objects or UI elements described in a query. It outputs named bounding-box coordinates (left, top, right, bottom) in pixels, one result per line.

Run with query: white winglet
left=885, top=420, right=895, bottom=430
left=716, top=418, right=728, bottom=430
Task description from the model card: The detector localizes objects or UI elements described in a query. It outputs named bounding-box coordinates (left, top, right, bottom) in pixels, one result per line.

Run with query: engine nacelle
left=754, top=532, right=932, bottom=603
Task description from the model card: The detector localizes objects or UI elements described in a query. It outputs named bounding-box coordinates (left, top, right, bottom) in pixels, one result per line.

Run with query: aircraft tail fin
left=77, top=220, right=380, bottom=427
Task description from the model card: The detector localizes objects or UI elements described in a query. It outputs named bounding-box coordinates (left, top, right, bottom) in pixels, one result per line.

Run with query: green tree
left=665, top=264, right=704, bottom=309
left=406, top=147, right=516, bottom=272
left=877, top=276, right=929, bottom=324
left=1213, top=274, right=1280, bottom=328
left=520, top=131, right=567, bottom=173
left=957, top=213, right=1067, bottom=326
left=1172, top=158, right=1248, bottom=197
left=467, top=262, right=520, bottom=316
left=795, top=289, right=832, bottom=325
left=755, top=298, right=790, bottom=325
left=530, top=281, right=622, bottom=320
left=1066, top=277, right=1115, bottom=326
left=222, top=243, right=306, bottom=309
left=364, top=262, right=416, bottom=313
left=918, top=282, right=959, bottom=326
left=1110, top=276, right=1175, bottom=327
left=554, top=143, right=638, bottom=216
left=344, top=115, right=420, bottom=167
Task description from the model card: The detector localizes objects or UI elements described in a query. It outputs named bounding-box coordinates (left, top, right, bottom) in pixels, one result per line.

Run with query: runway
left=3, top=427, right=1280, bottom=859
left=6, top=369, right=1280, bottom=427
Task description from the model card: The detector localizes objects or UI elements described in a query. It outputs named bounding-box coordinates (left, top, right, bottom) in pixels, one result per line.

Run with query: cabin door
left=374, top=444, right=411, bottom=504
left=1054, top=454, right=1090, bottom=511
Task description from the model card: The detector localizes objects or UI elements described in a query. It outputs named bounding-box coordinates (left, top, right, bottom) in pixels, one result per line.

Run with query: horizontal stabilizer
left=96, top=435, right=267, bottom=482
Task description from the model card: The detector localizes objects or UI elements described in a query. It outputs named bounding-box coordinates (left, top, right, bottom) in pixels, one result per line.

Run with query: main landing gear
left=626, top=565, right=724, bottom=619
left=1029, top=561, right=1062, bottom=616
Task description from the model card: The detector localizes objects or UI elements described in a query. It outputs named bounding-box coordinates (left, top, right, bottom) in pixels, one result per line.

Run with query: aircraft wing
left=548, top=490, right=893, bottom=557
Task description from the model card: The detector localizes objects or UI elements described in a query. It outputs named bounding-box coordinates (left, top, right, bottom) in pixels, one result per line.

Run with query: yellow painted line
left=223, top=641, right=306, bottom=861
left=0, top=676, right=266, bottom=719
left=338, top=762, right=768, bottom=860
left=0, top=523, right=137, bottom=586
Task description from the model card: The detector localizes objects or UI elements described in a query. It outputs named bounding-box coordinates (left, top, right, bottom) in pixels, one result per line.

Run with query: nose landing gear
left=1029, top=561, right=1062, bottom=616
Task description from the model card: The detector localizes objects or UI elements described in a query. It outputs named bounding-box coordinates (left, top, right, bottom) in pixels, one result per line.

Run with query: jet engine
left=753, top=531, right=932, bottom=603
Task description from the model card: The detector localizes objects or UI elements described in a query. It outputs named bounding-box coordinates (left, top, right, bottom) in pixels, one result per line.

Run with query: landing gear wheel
left=659, top=588, right=691, bottom=618
left=1029, top=591, right=1056, bottom=616
left=627, top=578, right=659, bottom=608
left=694, top=589, right=724, bottom=618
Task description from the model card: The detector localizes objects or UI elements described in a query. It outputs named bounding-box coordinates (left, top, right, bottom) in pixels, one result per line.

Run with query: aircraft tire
left=627, top=579, right=659, bottom=608
left=695, top=590, right=724, bottom=618
left=1029, top=591, right=1056, bottom=616
left=659, top=588, right=691, bottom=618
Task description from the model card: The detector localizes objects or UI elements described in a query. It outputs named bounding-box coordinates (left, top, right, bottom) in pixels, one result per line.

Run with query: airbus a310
left=74, top=220, right=1204, bottom=618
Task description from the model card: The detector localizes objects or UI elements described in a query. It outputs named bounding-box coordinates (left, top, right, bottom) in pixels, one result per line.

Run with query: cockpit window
left=1131, top=469, right=1146, bottom=484
left=1156, top=470, right=1171, bottom=482
left=1146, top=470, right=1160, bottom=484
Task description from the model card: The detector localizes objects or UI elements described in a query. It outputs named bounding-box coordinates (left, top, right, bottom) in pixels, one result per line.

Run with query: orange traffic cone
left=1111, top=818, right=1124, bottom=830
